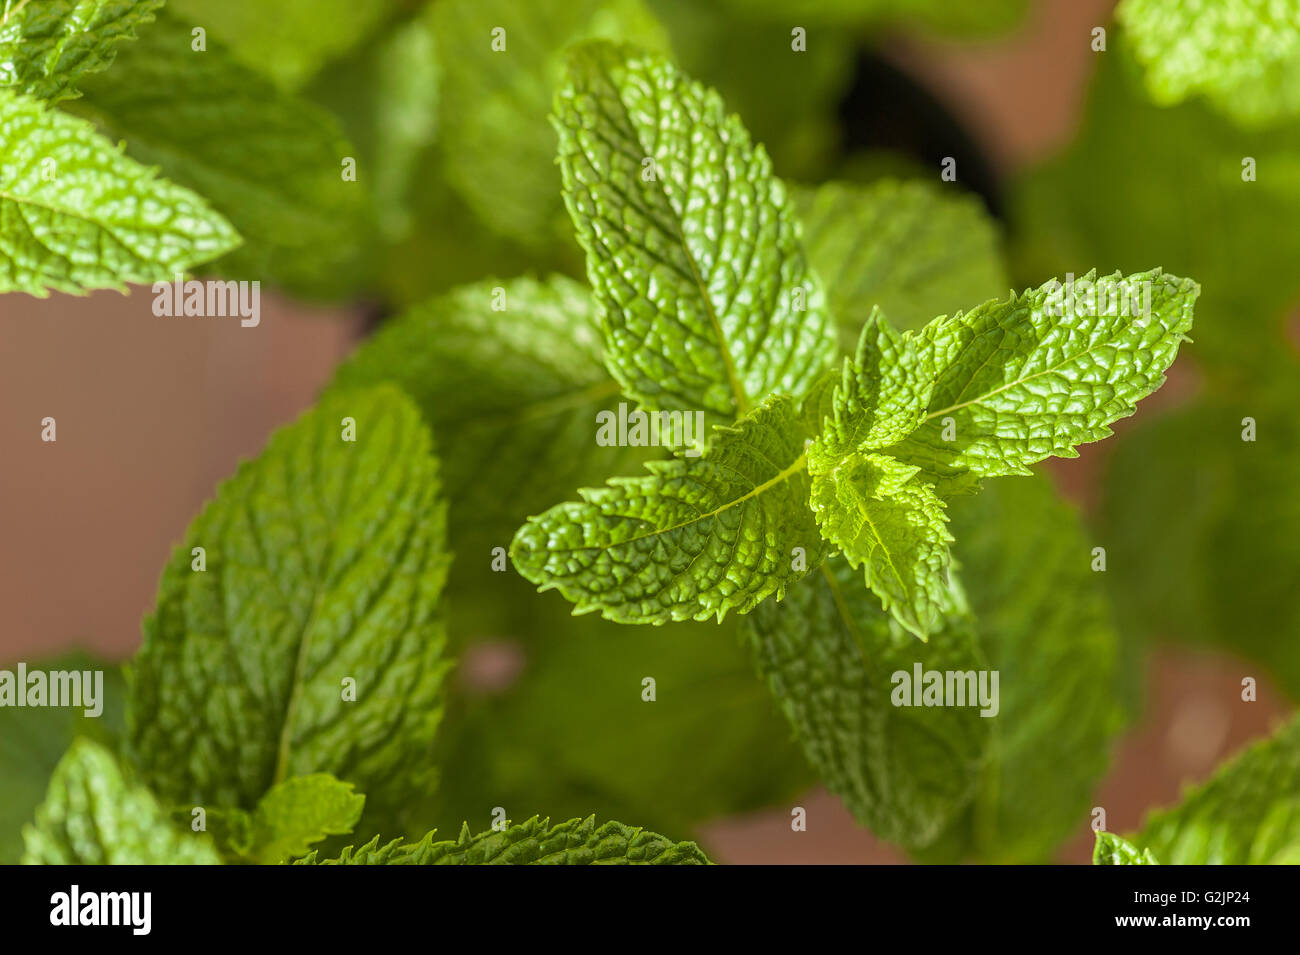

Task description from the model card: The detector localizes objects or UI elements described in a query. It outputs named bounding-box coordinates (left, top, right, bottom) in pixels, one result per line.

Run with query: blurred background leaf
left=796, top=178, right=1006, bottom=350
left=306, top=14, right=440, bottom=246
left=0, top=653, right=125, bottom=864
left=326, top=274, right=648, bottom=569
left=1098, top=382, right=1300, bottom=702
left=167, top=0, right=405, bottom=90
left=419, top=568, right=814, bottom=844
left=73, top=12, right=370, bottom=299
left=1116, top=0, right=1300, bottom=128
left=921, top=473, right=1130, bottom=862
left=429, top=0, right=667, bottom=250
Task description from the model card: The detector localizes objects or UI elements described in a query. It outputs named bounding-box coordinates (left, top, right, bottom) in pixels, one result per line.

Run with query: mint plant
left=4, top=0, right=1298, bottom=868
left=512, top=42, right=1198, bottom=636
left=499, top=39, right=1199, bottom=850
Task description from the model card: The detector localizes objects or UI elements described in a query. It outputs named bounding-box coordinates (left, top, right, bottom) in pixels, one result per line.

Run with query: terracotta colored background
left=1, top=0, right=1288, bottom=863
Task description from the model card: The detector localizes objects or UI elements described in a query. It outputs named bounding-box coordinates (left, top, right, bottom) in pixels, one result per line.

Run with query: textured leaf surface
left=742, top=557, right=989, bottom=848
left=168, top=0, right=395, bottom=89
left=1117, top=0, right=1300, bottom=125
left=241, top=773, right=365, bottom=864
left=1011, top=44, right=1300, bottom=381
left=1100, top=390, right=1300, bottom=701
left=795, top=180, right=1006, bottom=349
left=433, top=0, right=665, bottom=247
left=75, top=12, right=367, bottom=296
left=885, top=269, right=1198, bottom=485
left=1093, top=831, right=1159, bottom=865
left=809, top=308, right=936, bottom=463
left=0, top=0, right=162, bottom=101
left=512, top=394, right=823, bottom=624
left=919, top=474, right=1127, bottom=862
left=0, top=88, right=239, bottom=296
left=0, top=653, right=124, bottom=864
left=554, top=40, right=835, bottom=419
left=1133, top=714, right=1300, bottom=864
left=300, top=815, right=708, bottom=865
left=329, top=276, right=642, bottom=546
left=809, top=453, right=953, bottom=639
left=23, top=738, right=221, bottom=864
left=127, top=387, right=451, bottom=834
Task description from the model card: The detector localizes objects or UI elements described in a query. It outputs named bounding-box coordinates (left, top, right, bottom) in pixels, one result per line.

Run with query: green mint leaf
left=511, top=394, right=823, bottom=624
left=0, top=652, right=124, bottom=863
left=1093, top=831, right=1160, bottom=865
left=809, top=453, right=954, bottom=639
left=808, top=307, right=936, bottom=462
left=22, top=738, right=221, bottom=864
left=795, top=179, right=1006, bottom=349
left=238, top=773, right=365, bottom=864
left=433, top=0, right=666, bottom=247
left=73, top=11, right=367, bottom=298
left=1011, top=43, right=1300, bottom=382
left=329, top=275, right=643, bottom=547
left=127, top=386, right=451, bottom=835
left=1117, top=0, right=1300, bottom=126
left=167, top=0, right=396, bottom=90
left=0, top=87, right=240, bottom=296
left=742, top=557, right=989, bottom=848
left=429, top=607, right=813, bottom=838
left=919, top=474, right=1128, bottom=863
left=885, top=269, right=1198, bottom=486
left=298, top=814, right=709, bottom=865
left=1133, top=714, right=1300, bottom=864
left=553, top=39, right=835, bottom=419
left=0, top=0, right=163, bottom=102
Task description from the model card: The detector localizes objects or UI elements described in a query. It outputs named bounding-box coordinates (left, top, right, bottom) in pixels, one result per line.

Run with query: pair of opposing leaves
left=510, top=41, right=1199, bottom=644
left=511, top=267, right=1199, bottom=642
left=496, top=40, right=1196, bottom=854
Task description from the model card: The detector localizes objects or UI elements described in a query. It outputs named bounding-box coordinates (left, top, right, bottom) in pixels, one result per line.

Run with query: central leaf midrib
left=594, top=58, right=751, bottom=417
left=922, top=309, right=1162, bottom=423
left=854, top=491, right=910, bottom=603
left=546, top=450, right=808, bottom=553
left=270, top=415, right=369, bottom=787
